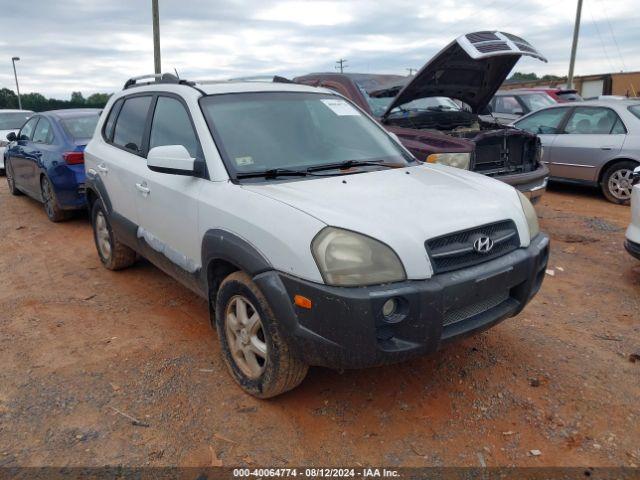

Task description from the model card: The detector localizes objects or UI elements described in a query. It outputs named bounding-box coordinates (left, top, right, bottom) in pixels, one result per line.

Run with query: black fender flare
left=85, top=175, right=112, bottom=214
left=201, top=229, right=272, bottom=288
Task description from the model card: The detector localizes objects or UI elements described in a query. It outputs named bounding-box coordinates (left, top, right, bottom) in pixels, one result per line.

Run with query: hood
left=242, top=165, right=529, bottom=278
left=379, top=31, right=547, bottom=117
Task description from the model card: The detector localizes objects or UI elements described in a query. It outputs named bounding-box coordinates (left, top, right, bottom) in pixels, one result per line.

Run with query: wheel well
left=598, top=158, right=640, bottom=184
left=207, top=259, right=240, bottom=301
left=86, top=188, right=98, bottom=210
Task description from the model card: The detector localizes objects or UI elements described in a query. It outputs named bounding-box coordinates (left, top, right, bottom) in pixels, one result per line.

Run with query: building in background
left=503, top=71, right=640, bottom=99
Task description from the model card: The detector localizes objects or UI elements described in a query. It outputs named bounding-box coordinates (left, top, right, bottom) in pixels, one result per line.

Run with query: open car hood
left=378, top=31, right=547, bottom=117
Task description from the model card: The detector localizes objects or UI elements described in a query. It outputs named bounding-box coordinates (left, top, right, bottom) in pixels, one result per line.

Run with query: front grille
left=473, top=133, right=537, bottom=176
left=425, top=220, right=520, bottom=274
left=444, top=291, right=510, bottom=326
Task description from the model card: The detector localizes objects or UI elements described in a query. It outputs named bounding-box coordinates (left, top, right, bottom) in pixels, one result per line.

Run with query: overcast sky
left=0, top=0, right=638, bottom=99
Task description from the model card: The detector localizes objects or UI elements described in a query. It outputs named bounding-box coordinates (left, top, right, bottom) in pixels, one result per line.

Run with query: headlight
left=517, top=190, right=540, bottom=240
left=426, top=152, right=471, bottom=170
left=311, top=227, right=406, bottom=286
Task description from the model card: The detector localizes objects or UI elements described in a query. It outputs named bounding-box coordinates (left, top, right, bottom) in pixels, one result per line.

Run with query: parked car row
left=295, top=31, right=550, bottom=202
left=0, top=109, right=33, bottom=173
left=512, top=99, right=640, bottom=203
left=3, top=33, right=552, bottom=396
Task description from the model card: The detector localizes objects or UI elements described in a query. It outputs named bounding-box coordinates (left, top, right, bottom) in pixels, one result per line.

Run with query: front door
left=8, top=116, right=39, bottom=196
left=549, top=106, right=626, bottom=182
left=136, top=95, right=203, bottom=274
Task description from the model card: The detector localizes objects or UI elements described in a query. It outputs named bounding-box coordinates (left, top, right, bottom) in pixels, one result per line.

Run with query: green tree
left=21, top=92, right=48, bottom=111
left=508, top=72, right=539, bottom=82
left=86, top=93, right=111, bottom=108
left=70, top=91, right=85, bottom=107
left=0, top=88, right=19, bottom=109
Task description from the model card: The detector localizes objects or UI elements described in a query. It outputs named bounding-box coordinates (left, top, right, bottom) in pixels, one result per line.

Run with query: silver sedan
left=512, top=99, right=640, bottom=203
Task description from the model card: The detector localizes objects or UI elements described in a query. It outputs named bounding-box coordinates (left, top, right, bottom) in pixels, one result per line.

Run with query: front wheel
left=215, top=271, right=308, bottom=398
left=601, top=160, right=637, bottom=204
left=91, top=200, right=137, bottom=270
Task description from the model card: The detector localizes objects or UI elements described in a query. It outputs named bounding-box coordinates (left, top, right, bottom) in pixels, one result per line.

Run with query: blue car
left=5, top=109, right=101, bottom=221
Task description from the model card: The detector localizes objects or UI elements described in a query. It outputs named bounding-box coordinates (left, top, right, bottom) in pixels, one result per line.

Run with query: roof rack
left=122, top=73, right=198, bottom=90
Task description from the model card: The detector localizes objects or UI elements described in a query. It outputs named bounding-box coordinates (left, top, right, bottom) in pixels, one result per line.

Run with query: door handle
left=97, top=164, right=109, bottom=173
left=135, top=182, right=150, bottom=195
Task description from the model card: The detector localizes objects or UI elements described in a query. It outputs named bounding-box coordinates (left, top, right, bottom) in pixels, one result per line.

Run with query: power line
left=335, top=58, right=347, bottom=73
left=588, top=2, right=616, bottom=72
left=597, top=0, right=626, bottom=71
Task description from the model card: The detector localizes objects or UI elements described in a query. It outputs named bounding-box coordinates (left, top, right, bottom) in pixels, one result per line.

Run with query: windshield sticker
left=320, top=99, right=360, bottom=116
left=234, top=156, right=254, bottom=167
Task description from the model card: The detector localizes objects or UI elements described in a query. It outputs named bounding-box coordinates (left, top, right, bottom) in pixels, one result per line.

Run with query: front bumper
left=255, top=233, right=549, bottom=369
left=496, top=163, right=549, bottom=204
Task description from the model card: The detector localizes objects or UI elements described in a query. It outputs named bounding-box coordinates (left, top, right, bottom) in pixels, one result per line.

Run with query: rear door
left=513, top=106, right=571, bottom=168
left=25, top=116, right=55, bottom=195
left=549, top=106, right=626, bottom=181
left=9, top=116, right=40, bottom=196
left=135, top=94, right=203, bottom=272
left=100, top=94, right=153, bottom=226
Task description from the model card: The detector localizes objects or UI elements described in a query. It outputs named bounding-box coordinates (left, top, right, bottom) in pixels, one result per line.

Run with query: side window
left=103, top=98, right=124, bottom=142
left=515, top=108, right=568, bottom=134
left=32, top=117, right=53, bottom=144
left=565, top=107, right=621, bottom=134
left=112, top=96, right=152, bottom=153
left=494, top=96, right=522, bottom=114
left=149, top=96, right=199, bottom=158
left=611, top=117, right=627, bottom=134
left=19, top=117, right=39, bottom=141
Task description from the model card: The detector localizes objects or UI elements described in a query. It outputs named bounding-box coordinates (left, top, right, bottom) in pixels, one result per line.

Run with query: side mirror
left=147, top=145, right=195, bottom=176
left=6, top=131, right=17, bottom=142
left=632, top=165, right=640, bottom=186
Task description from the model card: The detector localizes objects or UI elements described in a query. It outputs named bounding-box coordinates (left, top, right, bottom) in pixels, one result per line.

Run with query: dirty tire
left=215, top=271, right=308, bottom=398
left=6, top=159, right=22, bottom=196
left=91, top=200, right=136, bottom=270
left=601, top=160, right=638, bottom=204
left=41, top=176, right=69, bottom=222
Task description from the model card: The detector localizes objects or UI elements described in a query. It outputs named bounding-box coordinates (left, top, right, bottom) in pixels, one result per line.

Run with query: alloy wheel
left=6, top=162, right=15, bottom=191
left=41, top=178, right=55, bottom=218
left=95, top=211, right=112, bottom=260
left=225, top=295, right=268, bottom=379
left=608, top=168, right=633, bottom=201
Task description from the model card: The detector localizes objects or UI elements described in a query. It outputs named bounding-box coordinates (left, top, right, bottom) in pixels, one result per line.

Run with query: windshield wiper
left=307, top=160, right=395, bottom=173
left=236, top=168, right=310, bottom=179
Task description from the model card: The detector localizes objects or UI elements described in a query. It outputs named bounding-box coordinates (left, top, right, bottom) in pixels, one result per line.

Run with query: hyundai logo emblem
left=473, top=235, right=494, bottom=254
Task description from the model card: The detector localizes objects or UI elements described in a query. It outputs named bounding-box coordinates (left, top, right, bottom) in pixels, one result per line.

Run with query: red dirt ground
left=0, top=181, right=638, bottom=467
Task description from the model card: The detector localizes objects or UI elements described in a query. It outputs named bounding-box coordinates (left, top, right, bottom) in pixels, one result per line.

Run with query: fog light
left=382, top=298, right=398, bottom=317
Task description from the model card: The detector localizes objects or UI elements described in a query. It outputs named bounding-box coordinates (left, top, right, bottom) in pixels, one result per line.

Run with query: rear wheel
left=41, top=176, right=69, bottom=222
left=601, top=160, right=637, bottom=204
left=91, top=200, right=137, bottom=270
left=6, top=159, right=21, bottom=196
left=215, top=271, right=308, bottom=398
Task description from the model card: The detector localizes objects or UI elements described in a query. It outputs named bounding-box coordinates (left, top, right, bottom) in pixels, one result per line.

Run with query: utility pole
left=406, top=68, right=417, bottom=76
left=567, top=0, right=583, bottom=89
left=152, top=0, right=161, bottom=74
left=11, top=57, right=21, bottom=110
left=335, top=59, right=347, bottom=73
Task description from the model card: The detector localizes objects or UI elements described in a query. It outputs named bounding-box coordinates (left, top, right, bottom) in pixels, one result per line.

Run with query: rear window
left=61, top=114, right=100, bottom=140
left=519, top=93, right=556, bottom=111
left=0, top=112, right=32, bottom=130
left=628, top=105, right=640, bottom=120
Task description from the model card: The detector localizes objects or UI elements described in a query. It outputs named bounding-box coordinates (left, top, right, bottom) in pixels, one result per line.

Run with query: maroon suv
left=295, top=31, right=549, bottom=201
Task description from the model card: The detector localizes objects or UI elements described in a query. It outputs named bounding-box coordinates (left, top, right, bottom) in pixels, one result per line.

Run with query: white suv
left=84, top=74, right=549, bottom=398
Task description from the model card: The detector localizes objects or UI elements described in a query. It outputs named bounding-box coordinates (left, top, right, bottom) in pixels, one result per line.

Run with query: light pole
left=11, top=56, right=22, bottom=110
left=567, top=0, right=583, bottom=89
left=152, top=0, right=161, bottom=74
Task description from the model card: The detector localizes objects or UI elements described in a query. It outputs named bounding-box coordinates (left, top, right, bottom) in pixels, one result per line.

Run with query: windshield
left=359, top=85, right=461, bottom=118
left=201, top=92, right=413, bottom=178
left=628, top=105, right=640, bottom=120
left=519, top=93, right=556, bottom=111
left=61, top=114, right=100, bottom=141
left=0, top=112, right=32, bottom=130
